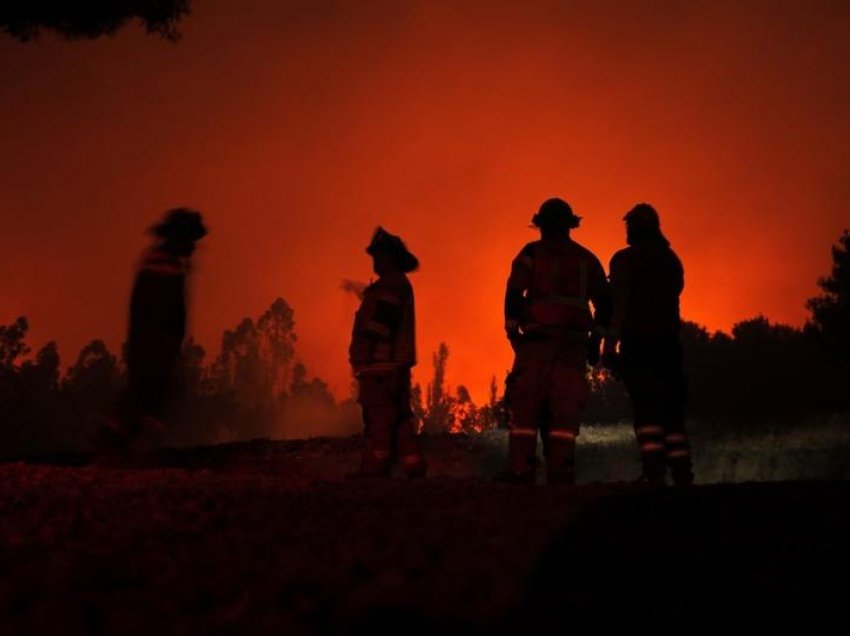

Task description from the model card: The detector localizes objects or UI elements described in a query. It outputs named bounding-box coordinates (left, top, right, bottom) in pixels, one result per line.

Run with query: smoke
left=340, top=279, right=367, bottom=300
left=275, top=398, right=361, bottom=440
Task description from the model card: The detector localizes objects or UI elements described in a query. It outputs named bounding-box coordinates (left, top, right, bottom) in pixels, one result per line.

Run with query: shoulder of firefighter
left=504, top=239, right=611, bottom=341
left=137, top=245, right=189, bottom=278
left=349, top=271, right=416, bottom=372
left=606, top=245, right=683, bottom=347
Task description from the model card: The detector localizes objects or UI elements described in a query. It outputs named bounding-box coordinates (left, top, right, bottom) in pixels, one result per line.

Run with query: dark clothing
left=121, top=246, right=188, bottom=436
left=349, top=271, right=416, bottom=371
left=503, top=236, right=611, bottom=483
left=505, top=237, right=612, bottom=338
left=356, top=367, right=424, bottom=476
left=620, top=336, right=691, bottom=483
left=350, top=270, right=424, bottom=476
left=608, top=237, right=693, bottom=485
left=608, top=238, right=683, bottom=341
left=505, top=338, right=589, bottom=482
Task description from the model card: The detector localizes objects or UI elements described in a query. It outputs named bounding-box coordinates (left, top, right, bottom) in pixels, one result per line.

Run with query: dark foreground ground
left=2, top=435, right=849, bottom=634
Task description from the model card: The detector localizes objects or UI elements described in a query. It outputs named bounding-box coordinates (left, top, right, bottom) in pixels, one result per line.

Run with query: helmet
left=150, top=207, right=208, bottom=241
left=624, top=203, right=660, bottom=230
left=532, top=198, right=581, bottom=229
left=366, top=226, right=419, bottom=273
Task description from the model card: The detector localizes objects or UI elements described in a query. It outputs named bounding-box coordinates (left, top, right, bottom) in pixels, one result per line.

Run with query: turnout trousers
left=505, top=338, right=590, bottom=484
left=356, top=366, right=426, bottom=477
left=621, top=336, right=693, bottom=486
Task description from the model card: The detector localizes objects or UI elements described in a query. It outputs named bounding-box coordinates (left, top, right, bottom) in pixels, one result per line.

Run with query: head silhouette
left=150, top=207, right=208, bottom=257
left=624, top=203, right=666, bottom=247
left=365, top=227, right=419, bottom=275
left=532, top=198, right=581, bottom=238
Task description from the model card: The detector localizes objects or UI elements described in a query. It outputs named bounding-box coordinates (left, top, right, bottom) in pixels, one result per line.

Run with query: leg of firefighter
left=394, top=370, right=427, bottom=478
left=663, top=372, right=693, bottom=487
left=506, top=378, right=540, bottom=482
left=545, top=427, right=576, bottom=485
left=356, top=372, right=395, bottom=477
left=626, top=372, right=667, bottom=485
left=546, top=365, right=587, bottom=485
left=506, top=426, right=538, bottom=482
left=498, top=344, right=542, bottom=482
left=360, top=405, right=394, bottom=477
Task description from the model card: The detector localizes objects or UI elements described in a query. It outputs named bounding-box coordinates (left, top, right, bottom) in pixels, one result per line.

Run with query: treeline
left=588, top=230, right=850, bottom=422
left=0, top=310, right=504, bottom=459
left=1, top=231, right=848, bottom=456
left=586, top=316, right=848, bottom=422
left=412, top=343, right=503, bottom=435
left=0, top=299, right=361, bottom=459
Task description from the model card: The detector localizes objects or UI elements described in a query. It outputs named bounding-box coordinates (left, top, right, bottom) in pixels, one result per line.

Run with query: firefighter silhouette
left=95, top=208, right=207, bottom=457
left=604, top=203, right=694, bottom=486
left=348, top=227, right=426, bottom=478
left=497, top=199, right=612, bottom=484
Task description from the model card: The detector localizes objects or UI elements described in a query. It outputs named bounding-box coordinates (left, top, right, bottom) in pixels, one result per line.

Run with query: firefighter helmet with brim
left=366, top=226, right=419, bottom=273
left=532, top=198, right=582, bottom=230
left=150, top=207, right=208, bottom=241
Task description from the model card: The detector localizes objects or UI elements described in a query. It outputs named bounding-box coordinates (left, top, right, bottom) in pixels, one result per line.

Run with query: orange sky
left=1, top=0, right=849, bottom=401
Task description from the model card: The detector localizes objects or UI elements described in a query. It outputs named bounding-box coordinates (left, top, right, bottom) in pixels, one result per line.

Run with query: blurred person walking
left=604, top=203, right=694, bottom=486
left=497, top=199, right=612, bottom=485
left=348, top=227, right=426, bottom=479
left=95, top=208, right=207, bottom=459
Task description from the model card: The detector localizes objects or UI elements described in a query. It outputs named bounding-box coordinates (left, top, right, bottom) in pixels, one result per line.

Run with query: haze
left=1, top=0, right=848, bottom=400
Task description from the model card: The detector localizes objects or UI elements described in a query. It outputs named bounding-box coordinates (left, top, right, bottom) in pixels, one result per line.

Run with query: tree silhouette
left=214, top=318, right=264, bottom=407
left=423, top=342, right=452, bottom=433
left=6, top=340, right=64, bottom=455
left=417, top=344, right=500, bottom=434
left=807, top=230, right=850, bottom=390
left=21, top=341, right=60, bottom=394
left=0, top=316, right=29, bottom=372
left=289, top=362, right=334, bottom=407
left=62, top=339, right=122, bottom=427
left=451, top=385, right=478, bottom=435
left=257, top=298, right=297, bottom=395
left=1, top=1, right=191, bottom=42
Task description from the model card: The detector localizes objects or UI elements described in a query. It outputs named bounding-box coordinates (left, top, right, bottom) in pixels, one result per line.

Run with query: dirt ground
left=1, top=435, right=848, bottom=634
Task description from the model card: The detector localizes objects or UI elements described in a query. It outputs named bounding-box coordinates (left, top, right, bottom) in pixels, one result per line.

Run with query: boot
left=544, top=429, right=577, bottom=486
left=670, top=462, right=694, bottom=487
left=503, top=426, right=538, bottom=483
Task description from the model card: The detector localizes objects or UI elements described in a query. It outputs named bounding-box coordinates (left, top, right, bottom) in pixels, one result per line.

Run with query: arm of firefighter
left=604, top=252, right=629, bottom=355
left=588, top=256, right=612, bottom=337
left=504, top=247, right=533, bottom=339
left=673, top=252, right=685, bottom=296
left=586, top=257, right=611, bottom=366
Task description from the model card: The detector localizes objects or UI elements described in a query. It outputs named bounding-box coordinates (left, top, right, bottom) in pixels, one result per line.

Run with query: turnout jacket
left=505, top=237, right=611, bottom=338
left=608, top=237, right=684, bottom=342
left=349, top=271, right=416, bottom=372
left=126, top=245, right=188, bottom=370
